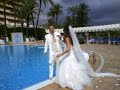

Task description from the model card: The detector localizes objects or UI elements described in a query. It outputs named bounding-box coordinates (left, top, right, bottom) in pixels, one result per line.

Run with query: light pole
left=108, top=31, right=111, bottom=44
left=85, top=32, right=89, bottom=43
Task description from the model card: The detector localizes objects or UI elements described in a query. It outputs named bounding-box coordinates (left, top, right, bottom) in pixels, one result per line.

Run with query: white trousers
left=49, top=49, right=62, bottom=78
left=49, top=59, right=60, bottom=78
left=49, top=63, right=54, bottom=78
left=49, top=52, right=57, bottom=78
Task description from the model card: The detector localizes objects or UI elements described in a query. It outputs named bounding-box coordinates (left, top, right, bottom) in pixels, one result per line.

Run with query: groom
left=44, top=25, right=63, bottom=80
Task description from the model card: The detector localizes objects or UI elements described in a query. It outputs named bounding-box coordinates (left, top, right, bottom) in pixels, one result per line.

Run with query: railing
left=84, top=50, right=105, bottom=72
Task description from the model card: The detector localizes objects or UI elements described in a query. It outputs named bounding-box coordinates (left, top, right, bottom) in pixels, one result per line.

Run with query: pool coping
left=23, top=77, right=55, bottom=90
left=0, top=44, right=45, bottom=46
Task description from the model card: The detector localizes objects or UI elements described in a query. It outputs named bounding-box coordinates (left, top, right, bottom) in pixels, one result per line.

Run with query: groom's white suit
left=44, top=32, right=62, bottom=78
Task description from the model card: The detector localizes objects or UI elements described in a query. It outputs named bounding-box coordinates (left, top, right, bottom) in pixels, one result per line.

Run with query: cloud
left=35, top=0, right=120, bottom=26
left=87, top=0, right=120, bottom=25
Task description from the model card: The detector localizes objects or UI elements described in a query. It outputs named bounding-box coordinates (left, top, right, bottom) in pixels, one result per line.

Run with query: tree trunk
left=3, top=1, right=7, bottom=37
left=53, top=15, right=55, bottom=22
left=31, top=14, right=37, bottom=40
left=72, top=13, right=75, bottom=26
left=21, top=19, right=24, bottom=31
left=108, top=31, right=111, bottom=44
left=36, top=0, right=42, bottom=28
left=26, top=17, right=29, bottom=38
left=21, top=23, right=23, bottom=30
left=56, top=15, right=58, bottom=26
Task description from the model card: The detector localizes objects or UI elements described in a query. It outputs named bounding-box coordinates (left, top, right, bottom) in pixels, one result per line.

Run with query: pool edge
left=23, top=77, right=55, bottom=90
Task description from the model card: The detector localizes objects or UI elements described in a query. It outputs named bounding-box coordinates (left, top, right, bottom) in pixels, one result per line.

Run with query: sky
left=35, top=0, right=120, bottom=26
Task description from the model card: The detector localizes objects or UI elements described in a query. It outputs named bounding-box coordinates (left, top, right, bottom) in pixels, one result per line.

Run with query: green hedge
left=0, top=26, right=46, bottom=41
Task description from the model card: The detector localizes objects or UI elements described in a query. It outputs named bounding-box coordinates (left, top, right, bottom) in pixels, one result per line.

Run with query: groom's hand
left=57, top=35, right=61, bottom=37
left=57, top=35, right=63, bottom=40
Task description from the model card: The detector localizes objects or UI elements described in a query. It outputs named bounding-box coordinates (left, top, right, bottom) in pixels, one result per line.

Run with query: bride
left=56, top=25, right=118, bottom=90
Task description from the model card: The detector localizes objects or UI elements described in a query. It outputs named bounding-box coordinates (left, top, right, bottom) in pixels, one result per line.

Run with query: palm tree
left=31, top=13, right=38, bottom=40
left=14, top=5, right=25, bottom=30
left=36, top=0, right=53, bottom=28
left=47, top=4, right=63, bottom=26
left=67, top=5, right=77, bottom=26
left=47, top=8, right=55, bottom=23
left=65, top=16, right=72, bottom=25
left=54, top=4, right=63, bottom=26
left=20, top=0, right=37, bottom=38
left=47, top=18, right=54, bottom=26
left=14, top=0, right=37, bottom=39
left=76, top=3, right=89, bottom=27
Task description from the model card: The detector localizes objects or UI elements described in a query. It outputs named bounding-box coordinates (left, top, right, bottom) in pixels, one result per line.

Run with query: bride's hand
left=56, top=54, right=62, bottom=58
left=57, top=35, right=64, bottom=40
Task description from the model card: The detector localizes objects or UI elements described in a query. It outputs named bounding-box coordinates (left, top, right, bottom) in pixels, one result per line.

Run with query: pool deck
left=38, top=44, right=120, bottom=90
left=0, top=40, right=44, bottom=46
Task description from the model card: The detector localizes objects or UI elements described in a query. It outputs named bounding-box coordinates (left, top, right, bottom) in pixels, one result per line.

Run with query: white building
left=0, top=3, right=21, bottom=27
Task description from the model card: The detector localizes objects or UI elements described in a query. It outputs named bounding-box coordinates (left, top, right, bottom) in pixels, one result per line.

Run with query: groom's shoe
left=49, top=77, right=53, bottom=80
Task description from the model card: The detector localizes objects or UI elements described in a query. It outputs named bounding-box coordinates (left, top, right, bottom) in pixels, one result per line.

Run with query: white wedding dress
left=57, top=47, right=92, bottom=90
left=56, top=26, right=118, bottom=90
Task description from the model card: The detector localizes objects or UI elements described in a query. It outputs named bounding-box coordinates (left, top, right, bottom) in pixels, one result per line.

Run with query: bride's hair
left=63, top=24, right=73, bottom=45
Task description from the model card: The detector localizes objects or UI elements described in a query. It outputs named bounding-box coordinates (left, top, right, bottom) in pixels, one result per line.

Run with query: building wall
left=0, top=3, right=21, bottom=26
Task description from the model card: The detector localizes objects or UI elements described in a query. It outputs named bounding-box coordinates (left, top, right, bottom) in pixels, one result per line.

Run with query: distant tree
left=14, top=5, right=25, bottom=30
left=54, top=4, right=63, bottom=26
left=36, top=0, right=54, bottom=28
left=64, top=16, right=72, bottom=25
left=76, top=3, right=90, bottom=27
left=19, top=0, right=37, bottom=38
left=47, top=4, right=63, bottom=27
left=67, top=5, right=77, bottom=26
left=47, top=7, right=55, bottom=24
left=47, top=18, right=55, bottom=26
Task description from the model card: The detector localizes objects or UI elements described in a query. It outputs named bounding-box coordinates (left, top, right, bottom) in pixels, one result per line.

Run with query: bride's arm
left=56, top=37, right=71, bottom=57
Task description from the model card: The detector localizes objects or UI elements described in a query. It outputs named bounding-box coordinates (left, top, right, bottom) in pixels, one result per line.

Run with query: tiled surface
left=38, top=44, right=120, bottom=90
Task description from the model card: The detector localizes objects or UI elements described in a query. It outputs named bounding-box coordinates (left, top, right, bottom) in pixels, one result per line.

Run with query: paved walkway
left=38, top=44, right=120, bottom=90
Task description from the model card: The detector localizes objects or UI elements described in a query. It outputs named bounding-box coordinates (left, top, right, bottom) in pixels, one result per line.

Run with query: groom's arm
left=56, top=33, right=65, bottom=47
left=56, top=32, right=63, bottom=41
left=44, top=35, right=48, bottom=53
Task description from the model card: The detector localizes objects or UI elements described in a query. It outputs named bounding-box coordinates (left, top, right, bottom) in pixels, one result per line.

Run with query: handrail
left=84, top=50, right=104, bottom=72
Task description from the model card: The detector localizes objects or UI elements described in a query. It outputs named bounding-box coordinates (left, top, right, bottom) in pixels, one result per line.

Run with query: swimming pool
left=0, top=45, right=55, bottom=90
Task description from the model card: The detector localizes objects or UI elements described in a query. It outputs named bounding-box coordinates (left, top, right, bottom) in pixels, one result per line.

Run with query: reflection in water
left=7, top=46, right=26, bottom=69
left=0, top=45, right=50, bottom=90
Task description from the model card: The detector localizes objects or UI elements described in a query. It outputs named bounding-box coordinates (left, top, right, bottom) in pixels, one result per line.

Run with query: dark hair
left=63, top=25, right=73, bottom=45
left=49, top=25, right=55, bottom=28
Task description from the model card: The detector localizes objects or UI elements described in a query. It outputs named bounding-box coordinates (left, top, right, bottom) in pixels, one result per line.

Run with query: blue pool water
left=0, top=45, right=55, bottom=90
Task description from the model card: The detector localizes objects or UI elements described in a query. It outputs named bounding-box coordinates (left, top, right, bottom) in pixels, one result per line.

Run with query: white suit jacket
left=44, top=32, right=63, bottom=63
